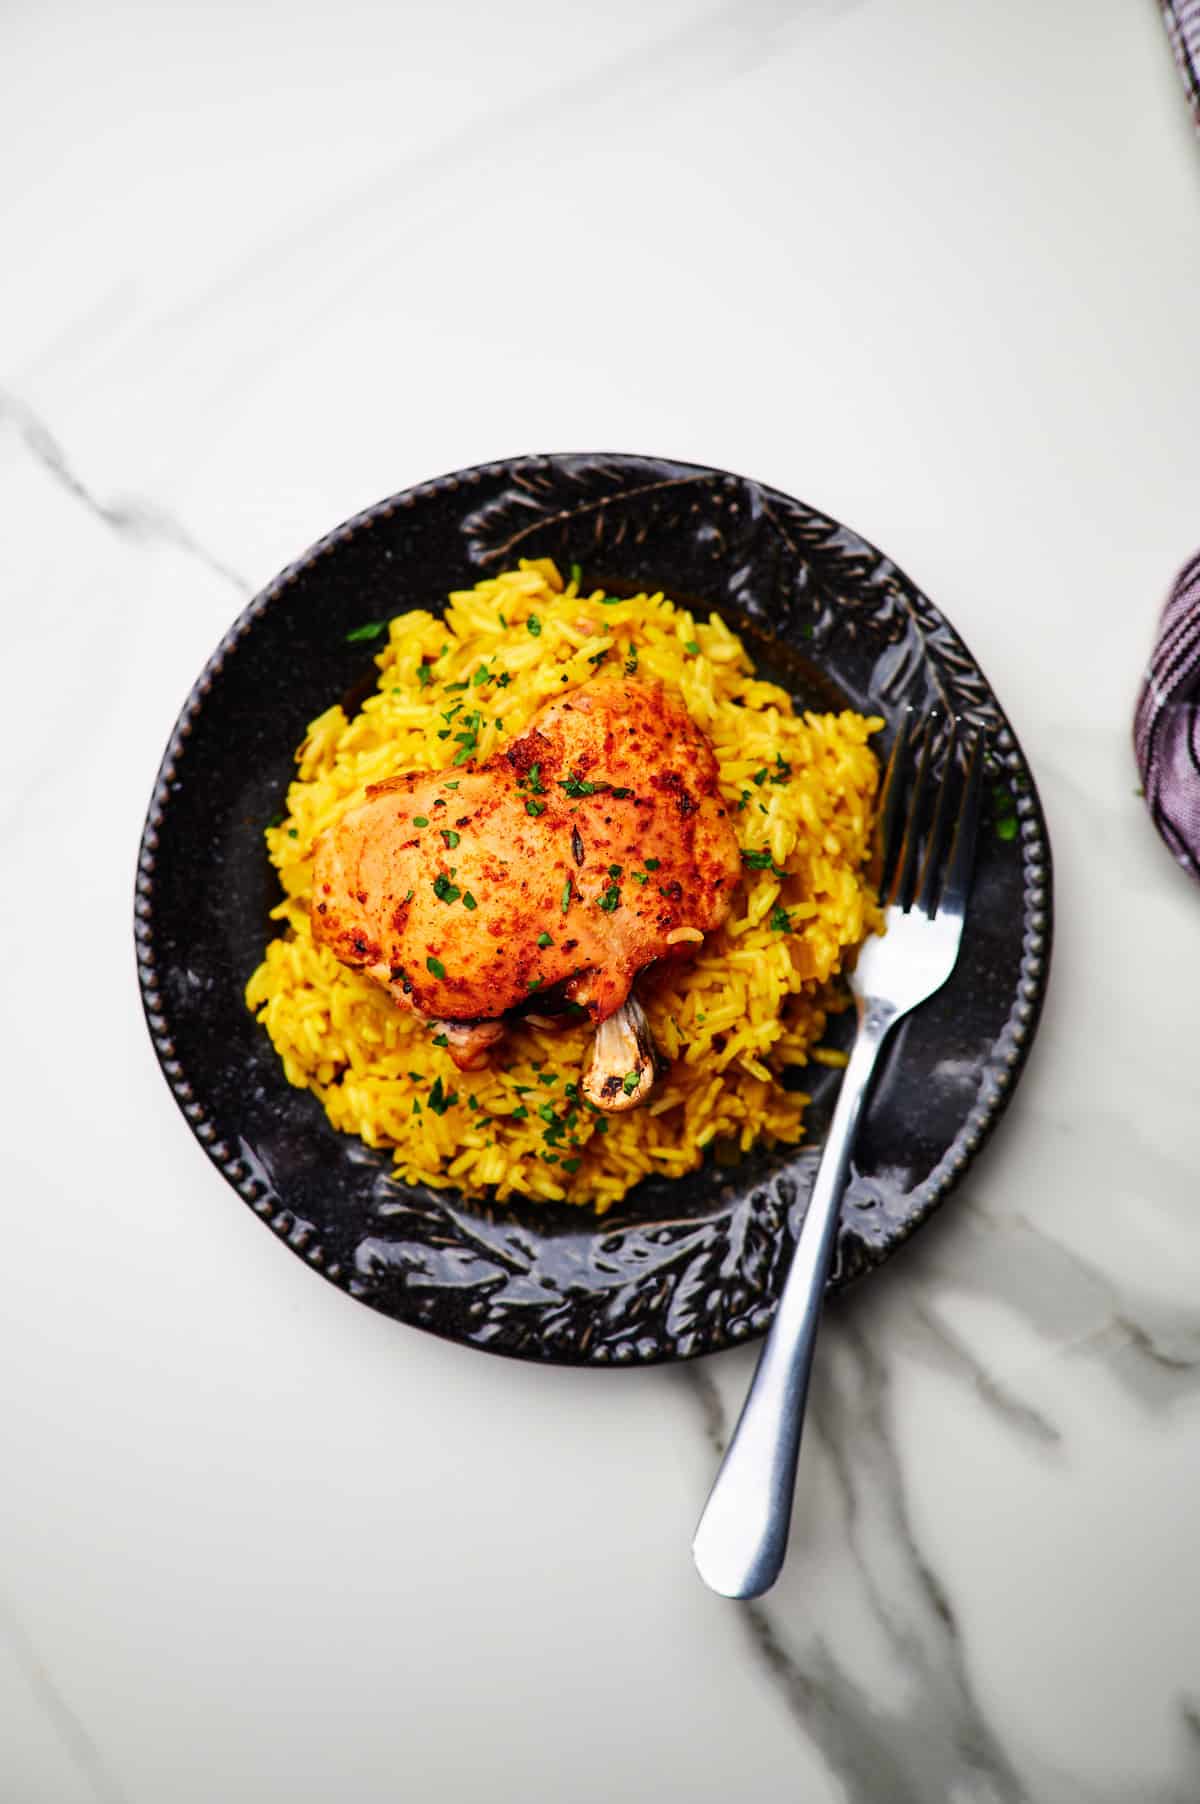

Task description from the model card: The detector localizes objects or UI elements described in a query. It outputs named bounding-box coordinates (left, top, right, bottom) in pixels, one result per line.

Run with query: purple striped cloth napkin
left=1134, top=554, right=1200, bottom=880
left=1160, top=0, right=1200, bottom=124
left=1134, top=6, right=1200, bottom=878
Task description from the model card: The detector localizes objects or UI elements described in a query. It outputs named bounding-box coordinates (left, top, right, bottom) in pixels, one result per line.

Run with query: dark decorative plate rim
left=134, top=451, right=1052, bottom=1366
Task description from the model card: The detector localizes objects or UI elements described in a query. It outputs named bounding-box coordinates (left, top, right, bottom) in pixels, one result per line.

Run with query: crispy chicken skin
left=311, top=677, right=740, bottom=1065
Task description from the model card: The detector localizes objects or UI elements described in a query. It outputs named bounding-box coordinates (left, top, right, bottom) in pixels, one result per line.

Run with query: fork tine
left=938, top=730, right=987, bottom=922
left=916, top=718, right=960, bottom=917
left=875, top=709, right=914, bottom=891
left=889, top=718, right=936, bottom=912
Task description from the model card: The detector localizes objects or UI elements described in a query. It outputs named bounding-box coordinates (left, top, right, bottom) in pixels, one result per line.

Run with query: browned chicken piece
left=311, top=677, right=741, bottom=1108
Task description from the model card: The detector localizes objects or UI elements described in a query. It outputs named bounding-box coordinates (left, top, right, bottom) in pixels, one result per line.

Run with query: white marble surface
left=3, top=1, right=1200, bottom=1799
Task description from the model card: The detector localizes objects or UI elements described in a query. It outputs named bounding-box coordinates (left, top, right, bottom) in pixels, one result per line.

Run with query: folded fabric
left=1134, top=552, right=1200, bottom=880
left=1160, top=0, right=1200, bottom=126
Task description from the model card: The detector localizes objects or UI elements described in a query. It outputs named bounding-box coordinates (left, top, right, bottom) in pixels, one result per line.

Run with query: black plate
left=134, top=454, right=1051, bottom=1365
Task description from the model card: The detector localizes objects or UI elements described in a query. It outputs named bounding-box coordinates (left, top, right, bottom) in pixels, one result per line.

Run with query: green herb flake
left=266, top=811, right=285, bottom=829
left=526, top=763, right=546, bottom=794
left=426, top=955, right=446, bottom=979
left=467, top=1094, right=479, bottom=1112
left=537, top=931, right=553, bottom=948
left=428, top=1075, right=459, bottom=1116
left=644, top=857, right=661, bottom=870
left=417, top=662, right=431, bottom=688
left=526, top=614, right=542, bottom=637
left=526, top=798, right=546, bottom=817
left=600, top=595, right=623, bottom=606
left=462, top=891, right=478, bottom=911
left=511, top=1106, right=529, bottom=1120
left=538, top=1103, right=557, bottom=1125
left=345, top=620, right=386, bottom=644
left=561, top=1158, right=582, bottom=1174
left=752, top=768, right=769, bottom=787
left=432, top=1033, right=449, bottom=1048
left=569, top=562, right=582, bottom=585
left=593, top=1120, right=609, bottom=1136
left=433, top=874, right=461, bottom=904
left=441, top=829, right=461, bottom=848
left=741, top=848, right=775, bottom=870
left=561, top=879, right=572, bottom=914
left=560, top=772, right=607, bottom=798
left=631, top=871, right=649, bottom=885
left=684, top=640, right=700, bottom=655
left=537, top=1071, right=557, bottom=1086
left=772, top=754, right=792, bottom=783
left=769, top=905, right=792, bottom=933
left=597, top=884, right=621, bottom=914
left=622, top=1070, right=640, bottom=1096
left=413, top=815, right=429, bottom=828
left=527, top=975, right=543, bottom=990
left=472, top=664, right=491, bottom=687
left=609, top=786, right=634, bottom=799
left=412, top=1098, right=422, bottom=1115
left=402, top=888, right=414, bottom=903
left=287, top=828, right=298, bottom=839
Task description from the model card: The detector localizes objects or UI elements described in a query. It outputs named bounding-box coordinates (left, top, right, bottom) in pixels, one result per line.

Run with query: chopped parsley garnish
left=443, top=681, right=469, bottom=693
left=631, top=871, right=649, bottom=885
left=527, top=975, right=543, bottom=990
left=443, top=779, right=460, bottom=790
left=609, top=786, right=634, bottom=799
left=432, top=1033, right=449, bottom=1047
left=495, top=672, right=511, bottom=688
left=588, top=649, right=608, bottom=666
left=600, top=595, right=623, bottom=606
left=537, top=1071, right=557, bottom=1086
left=538, top=1103, right=557, bottom=1125
left=536, top=931, right=553, bottom=948
left=561, top=1158, right=582, bottom=1174
left=462, top=891, right=477, bottom=911
left=607, top=863, right=622, bottom=877
left=440, top=703, right=463, bottom=724
left=413, top=815, right=429, bottom=828
left=597, top=883, right=621, bottom=913
left=741, top=848, right=780, bottom=871
left=266, top=811, right=285, bottom=829
left=467, top=1095, right=479, bottom=1111
left=526, top=614, right=542, bottom=637
left=344, top=620, right=386, bottom=643
left=773, top=755, right=792, bottom=782
left=472, top=664, right=491, bottom=687
left=526, top=763, right=546, bottom=794
left=428, top=1075, right=458, bottom=1115
left=433, top=874, right=461, bottom=904
left=542, top=1152, right=560, bottom=1166
left=644, top=857, right=660, bottom=870
left=441, top=829, right=460, bottom=848
left=752, top=768, right=769, bottom=787
left=526, top=799, right=546, bottom=817
left=402, top=888, right=414, bottom=903
left=569, top=562, right=582, bottom=585
left=426, top=955, right=446, bottom=979
left=684, top=640, right=700, bottom=655
left=287, top=828, right=298, bottom=839
left=561, top=878, right=572, bottom=913
left=594, top=1119, right=609, bottom=1135
left=561, top=773, right=599, bottom=797
left=417, top=662, right=431, bottom=687
left=511, top=1106, right=529, bottom=1120
left=624, top=643, right=639, bottom=675
left=769, top=906, right=792, bottom=933
left=622, top=1070, right=640, bottom=1095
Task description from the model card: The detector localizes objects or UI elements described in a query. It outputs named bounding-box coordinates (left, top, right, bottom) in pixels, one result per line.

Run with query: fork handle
left=691, top=997, right=897, bottom=1600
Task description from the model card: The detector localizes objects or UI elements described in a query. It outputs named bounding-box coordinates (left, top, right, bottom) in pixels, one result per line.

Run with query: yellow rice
left=245, top=560, right=883, bottom=1214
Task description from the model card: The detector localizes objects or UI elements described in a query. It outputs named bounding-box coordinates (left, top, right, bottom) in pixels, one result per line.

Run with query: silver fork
left=692, top=712, right=986, bottom=1600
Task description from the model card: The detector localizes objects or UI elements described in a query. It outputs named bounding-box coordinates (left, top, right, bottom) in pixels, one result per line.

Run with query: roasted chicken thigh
left=311, top=677, right=740, bottom=1107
